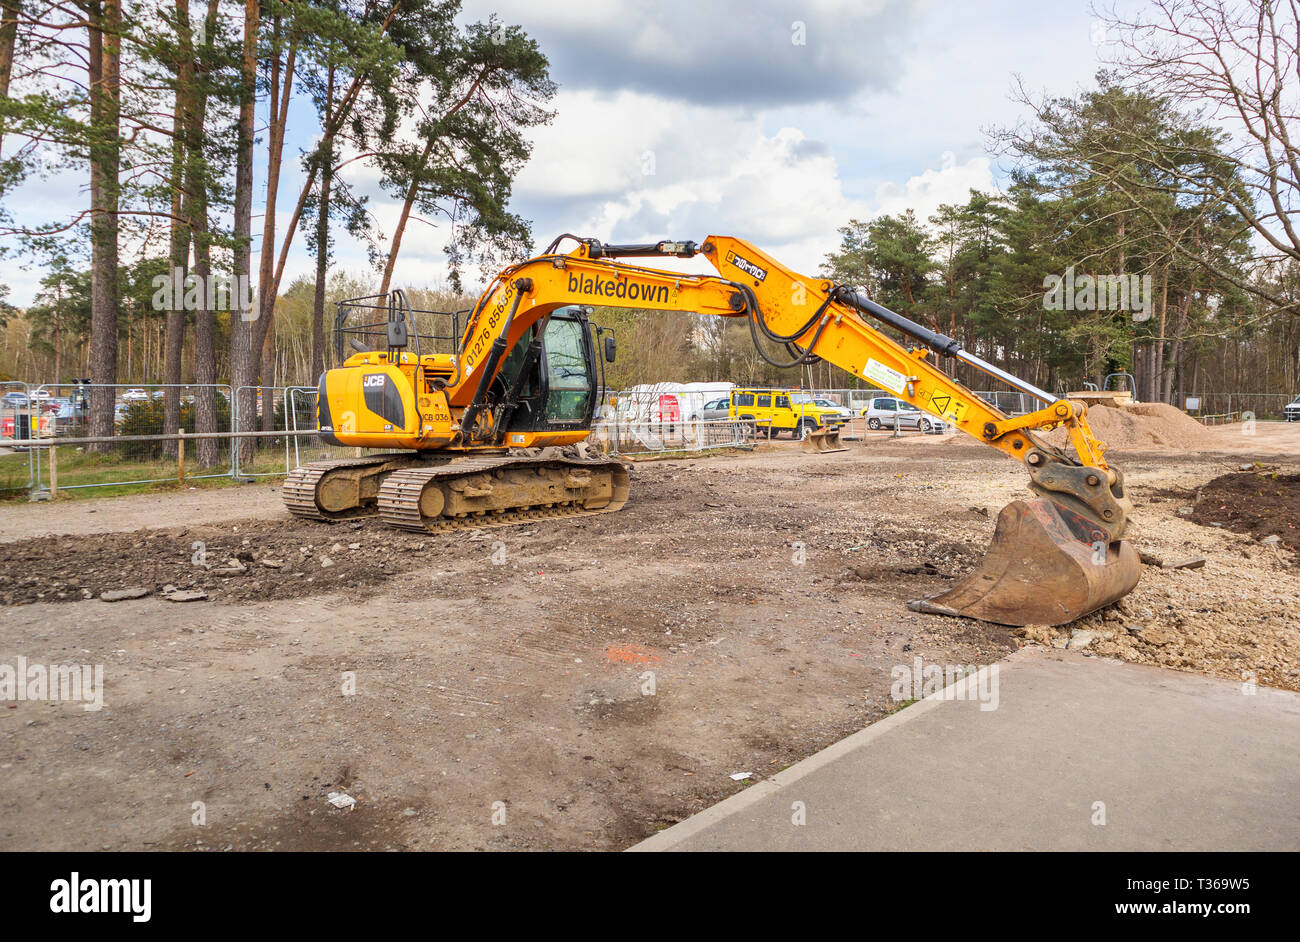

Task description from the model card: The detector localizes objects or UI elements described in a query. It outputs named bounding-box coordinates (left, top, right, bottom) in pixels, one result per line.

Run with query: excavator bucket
left=801, top=426, right=847, bottom=454
left=907, top=497, right=1140, bottom=626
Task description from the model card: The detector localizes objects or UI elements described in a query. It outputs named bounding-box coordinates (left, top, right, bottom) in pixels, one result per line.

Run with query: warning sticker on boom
left=862, top=359, right=907, bottom=395
left=927, top=393, right=968, bottom=423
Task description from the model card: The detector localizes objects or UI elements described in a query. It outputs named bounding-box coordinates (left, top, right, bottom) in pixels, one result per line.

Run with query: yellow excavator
left=284, top=235, right=1140, bottom=627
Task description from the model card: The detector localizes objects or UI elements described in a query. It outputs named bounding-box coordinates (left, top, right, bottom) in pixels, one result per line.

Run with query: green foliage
left=824, top=210, right=935, bottom=317
left=371, top=12, right=557, bottom=290
left=117, top=394, right=230, bottom=460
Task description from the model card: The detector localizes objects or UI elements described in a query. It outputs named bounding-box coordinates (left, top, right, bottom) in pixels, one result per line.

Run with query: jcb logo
left=362, top=374, right=386, bottom=388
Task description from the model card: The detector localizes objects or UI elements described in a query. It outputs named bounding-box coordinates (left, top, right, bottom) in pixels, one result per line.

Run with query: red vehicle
left=654, top=393, right=681, bottom=424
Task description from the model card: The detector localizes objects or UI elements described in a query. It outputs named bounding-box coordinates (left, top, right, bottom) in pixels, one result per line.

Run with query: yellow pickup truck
left=728, top=389, right=852, bottom=439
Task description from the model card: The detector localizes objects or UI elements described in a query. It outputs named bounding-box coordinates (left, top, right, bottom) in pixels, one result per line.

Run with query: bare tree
left=256, top=5, right=296, bottom=430
left=1095, top=0, right=1300, bottom=312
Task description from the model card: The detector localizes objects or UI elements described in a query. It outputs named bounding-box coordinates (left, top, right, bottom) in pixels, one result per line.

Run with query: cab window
left=497, top=325, right=537, bottom=398
left=543, top=318, right=591, bottom=423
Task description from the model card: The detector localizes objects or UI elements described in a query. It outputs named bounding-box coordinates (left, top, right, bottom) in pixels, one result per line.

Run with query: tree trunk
left=163, top=0, right=194, bottom=458
left=192, top=209, right=219, bottom=467
left=310, top=65, right=335, bottom=381
left=252, top=29, right=389, bottom=366
left=0, top=1, right=17, bottom=107
left=310, top=167, right=332, bottom=381
left=51, top=315, right=62, bottom=384
left=86, top=0, right=121, bottom=452
left=256, top=21, right=294, bottom=433
left=189, top=0, right=220, bottom=468
left=0, top=0, right=18, bottom=161
left=1163, top=292, right=1188, bottom=404
left=229, top=0, right=259, bottom=468
left=260, top=322, right=276, bottom=431
left=378, top=136, right=435, bottom=297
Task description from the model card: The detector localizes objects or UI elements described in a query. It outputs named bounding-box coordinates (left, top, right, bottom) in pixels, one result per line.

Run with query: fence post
left=283, top=387, right=292, bottom=475
left=49, top=443, right=58, bottom=497
left=231, top=386, right=240, bottom=478
left=177, top=428, right=185, bottom=484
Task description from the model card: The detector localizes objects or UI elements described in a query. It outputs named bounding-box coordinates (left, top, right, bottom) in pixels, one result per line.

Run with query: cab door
left=503, top=309, right=599, bottom=432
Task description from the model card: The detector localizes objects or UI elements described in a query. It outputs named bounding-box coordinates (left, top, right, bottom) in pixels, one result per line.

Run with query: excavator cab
left=493, top=306, right=602, bottom=433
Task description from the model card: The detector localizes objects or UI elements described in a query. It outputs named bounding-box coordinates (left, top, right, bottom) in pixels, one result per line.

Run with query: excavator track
left=377, top=451, right=630, bottom=534
left=283, top=453, right=435, bottom=521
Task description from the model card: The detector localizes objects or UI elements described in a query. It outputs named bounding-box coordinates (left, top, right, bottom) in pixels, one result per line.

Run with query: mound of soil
left=1186, top=471, right=1300, bottom=554
left=1045, top=401, right=1219, bottom=451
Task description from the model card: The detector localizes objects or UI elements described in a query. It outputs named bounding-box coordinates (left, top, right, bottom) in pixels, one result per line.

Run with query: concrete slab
left=631, top=647, right=1300, bottom=851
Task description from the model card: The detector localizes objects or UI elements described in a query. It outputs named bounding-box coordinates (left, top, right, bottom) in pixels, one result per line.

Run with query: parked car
left=121, top=388, right=149, bottom=402
left=861, top=396, right=947, bottom=433
left=2, top=391, right=28, bottom=408
left=38, top=398, right=88, bottom=437
left=1286, top=397, right=1300, bottom=422
left=729, top=389, right=851, bottom=439
left=697, top=397, right=732, bottom=422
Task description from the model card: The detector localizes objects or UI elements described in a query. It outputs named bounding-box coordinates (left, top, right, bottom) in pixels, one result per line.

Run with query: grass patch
left=0, top=445, right=289, bottom=501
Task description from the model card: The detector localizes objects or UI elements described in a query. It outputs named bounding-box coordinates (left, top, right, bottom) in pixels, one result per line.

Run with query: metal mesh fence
left=0, top=381, right=34, bottom=493
left=231, top=385, right=367, bottom=475
left=230, top=385, right=298, bottom=478
left=283, top=385, right=365, bottom=467
left=6, top=375, right=1292, bottom=495
left=25, top=383, right=233, bottom=495
left=1185, top=392, right=1296, bottom=420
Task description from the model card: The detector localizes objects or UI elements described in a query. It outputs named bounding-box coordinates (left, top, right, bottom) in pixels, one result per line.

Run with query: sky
left=1, top=0, right=1115, bottom=305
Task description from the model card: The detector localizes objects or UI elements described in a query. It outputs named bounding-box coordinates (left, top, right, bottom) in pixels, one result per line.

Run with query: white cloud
left=870, top=156, right=997, bottom=222
left=506, top=90, right=861, bottom=275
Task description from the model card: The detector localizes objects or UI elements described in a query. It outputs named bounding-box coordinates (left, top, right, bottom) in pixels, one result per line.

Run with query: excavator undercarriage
left=285, top=446, right=629, bottom=534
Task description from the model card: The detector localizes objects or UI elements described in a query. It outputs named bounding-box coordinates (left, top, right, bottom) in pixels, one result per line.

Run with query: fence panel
left=229, top=385, right=300, bottom=478
left=0, top=381, right=34, bottom=494
left=27, top=383, right=233, bottom=496
left=590, top=415, right=752, bottom=456
left=1217, top=392, right=1294, bottom=420
left=284, top=386, right=363, bottom=468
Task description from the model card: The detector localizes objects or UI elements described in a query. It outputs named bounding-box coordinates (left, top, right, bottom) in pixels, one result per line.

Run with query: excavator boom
left=290, top=234, right=1141, bottom=627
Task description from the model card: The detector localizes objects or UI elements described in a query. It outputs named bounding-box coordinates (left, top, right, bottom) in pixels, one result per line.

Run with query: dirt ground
left=1, top=420, right=1297, bottom=850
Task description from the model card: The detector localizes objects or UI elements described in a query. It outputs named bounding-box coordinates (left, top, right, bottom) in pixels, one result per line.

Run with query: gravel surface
left=1, top=422, right=1297, bottom=850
